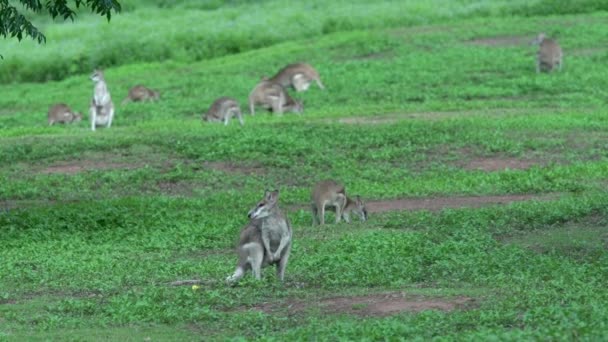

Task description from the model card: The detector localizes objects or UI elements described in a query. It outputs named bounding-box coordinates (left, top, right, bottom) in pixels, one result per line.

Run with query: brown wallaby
left=226, top=190, right=292, bottom=284
left=266, top=63, right=325, bottom=92
left=249, top=79, right=304, bottom=115
left=203, top=97, right=244, bottom=126
left=532, top=33, right=563, bottom=73
left=47, top=103, right=83, bottom=126
left=121, top=85, right=160, bottom=105
left=311, top=180, right=368, bottom=225
left=89, top=69, right=115, bottom=131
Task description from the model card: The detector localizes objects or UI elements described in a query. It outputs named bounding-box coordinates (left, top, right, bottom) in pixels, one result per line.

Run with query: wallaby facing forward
left=47, top=103, right=82, bottom=126
left=249, top=80, right=304, bottom=115
left=89, top=69, right=115, bottom=131
left=267, top=63, right=325, bottom=92
left=226, top=190, right=292, bottom=284
left=532, top=33, right=563, bottom=73
left=311, top=180, right=368, bottom=225
left=203, top=97, right=244, bottom=126
left=122, top=85, right=160, bottom=105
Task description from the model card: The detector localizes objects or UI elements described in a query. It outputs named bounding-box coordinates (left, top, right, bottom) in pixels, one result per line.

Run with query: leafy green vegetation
left=1, top=1, right=608, bottom=340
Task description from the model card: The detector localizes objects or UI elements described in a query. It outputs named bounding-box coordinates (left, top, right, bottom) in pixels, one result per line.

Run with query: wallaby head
left=347, top=195, right=368, bottom=222
left=248, top=190, right=280, bottom=219
left=284, top=97, right=304, bottom=114
left=531, top=33, right=547, bottom=45
left=90, top=69, right=105, bottom=82
left=72, top=112, right=83, bottom=122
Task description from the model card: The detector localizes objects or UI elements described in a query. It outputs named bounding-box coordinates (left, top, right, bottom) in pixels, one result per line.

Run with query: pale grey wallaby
left=311, top=180, right=368, bottom=225
left=532, top=33, right=563, bottom=73
left=203, top=97, right=244, bottom=126
left=248, top=79, right=286, bottom=115
left=47, top=103, right=82, bottom=126
left=226, top=190, right=292, bottom=284
left=121, top=85, right=160, bottom=105
left=89, top=69, right=115, bottom=131
left=266, top=63, right=325, bottom=92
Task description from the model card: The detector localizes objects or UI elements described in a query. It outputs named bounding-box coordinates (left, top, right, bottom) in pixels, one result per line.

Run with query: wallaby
left=89, top=69, right=115, bottom=131
left=311, top=180, right=368, bottom=225
left=121, top=85, right=160, bottom=105
left=532, top=33, right=563, bottom=73
left=203, top=97, right=244, bottom=126
left=266, top=63, right=325, bottom=92
left=226, top=190, right=292, bottom=285
left=47, top=103, right=83, bottom=126
left=248, top=79, right=304, bottom=115
left=248, top=79, right=286, bottom=115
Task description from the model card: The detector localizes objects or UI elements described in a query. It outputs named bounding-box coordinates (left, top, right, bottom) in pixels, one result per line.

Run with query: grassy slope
left=1, top=1, right=608, bottom=341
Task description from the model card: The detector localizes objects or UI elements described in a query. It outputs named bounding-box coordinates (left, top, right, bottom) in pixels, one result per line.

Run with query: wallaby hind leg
left=235, top=109, right=244, bottom=126
left=276, top=243, right=291, bottom=282
left=320, top=202, right=326, bottom=225
left=335, top=194, right=347, bottom=224
left=107, top=107, right=114, bottom=128
left=248, top=243, right=264, bottom=280
left=311, top=204, right=319, bottom=225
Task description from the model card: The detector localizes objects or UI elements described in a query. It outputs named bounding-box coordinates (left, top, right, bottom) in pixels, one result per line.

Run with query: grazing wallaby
left=203, top=97, right=244, bottom=126
left=248, top=80, right=304, bottom=115
left=226, top=190, right=292, bottom=285
left=311, top=180, right=368, bottom=225
left=89, top=69, right=115, bottom=131
left=121, top=85, right=160, bottom=105
left=532, top=33, right=563, bottom=73
left=248, top=80, right=286, bottom=115
left=47, top=103, right=83, bottom=126
left=266, top=63, right=325, bottom=92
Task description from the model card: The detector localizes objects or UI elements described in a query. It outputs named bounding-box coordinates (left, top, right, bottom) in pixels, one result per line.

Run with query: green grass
left=1, top=1, right=608, bottom=340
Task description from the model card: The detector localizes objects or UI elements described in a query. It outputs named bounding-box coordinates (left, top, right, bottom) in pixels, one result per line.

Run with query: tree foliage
left=0, top=0, right=121, bottom=44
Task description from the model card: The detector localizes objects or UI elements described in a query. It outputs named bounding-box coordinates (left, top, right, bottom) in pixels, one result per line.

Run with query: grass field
left=1, top=0, right=608, bottom=340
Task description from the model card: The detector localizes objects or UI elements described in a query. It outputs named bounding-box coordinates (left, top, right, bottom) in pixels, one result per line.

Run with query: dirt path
left=251, top=292, right=476, bottom=317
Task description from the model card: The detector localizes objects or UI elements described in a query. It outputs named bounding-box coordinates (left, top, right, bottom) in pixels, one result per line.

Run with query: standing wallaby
left=266, top=63, right=325, bottom=92
left=203, top=97, right=244, bottom=126
left=532, top=33, right=563, bottom=73
left=121, top=85, right=160, bottom=105
left=226, top=190, right=292, bottom=285
left=89, top=69, right=115, bottom=131
left=248, top=79, right=304, bottom=115
left=47, top=103, right=83, bottom=126
left=311, top=180, right=368, bottom=225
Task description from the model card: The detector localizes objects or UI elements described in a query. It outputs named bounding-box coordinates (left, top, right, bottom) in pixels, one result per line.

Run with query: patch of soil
left=156, top=180, right=197, bottom=196
left=466, top=35, right=529, bottom=46
left=463, top=157, right=540, bottom=171
left=201, top=161, right=266, bottom=175
left=40, top=161, right=141, bottom=175
left=252, top=292, right=475, bottom=317
left=365, top=194, right=555, bottom=213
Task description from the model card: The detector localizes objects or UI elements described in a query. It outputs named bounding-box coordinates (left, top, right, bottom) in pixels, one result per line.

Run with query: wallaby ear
left=268, top=189, right=280, bottom=202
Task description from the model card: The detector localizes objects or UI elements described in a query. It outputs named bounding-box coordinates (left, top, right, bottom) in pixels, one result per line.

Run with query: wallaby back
left=268, top=63, right=325, bottom=91
left=122, top=85, right=160, bottom=105
left=47, top=103, right=82, bottom=125
left=204, top=97, right=244, bottom=125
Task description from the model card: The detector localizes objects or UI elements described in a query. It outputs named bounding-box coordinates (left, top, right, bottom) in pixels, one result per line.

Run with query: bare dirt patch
left=365, top=193, right=556, bottom=213
left=201, top=161, right=266, bottom=175
left=252, top=292, right=475, bottom=317
left=466, top=35, right=529, bottom=46
left=156, top=180, right=197, bottom=196
left=40, top=161, right=141, bottom=175
left=463, top=157, right=540, bottom=171
left=288, top=193, right=556, bottom=214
